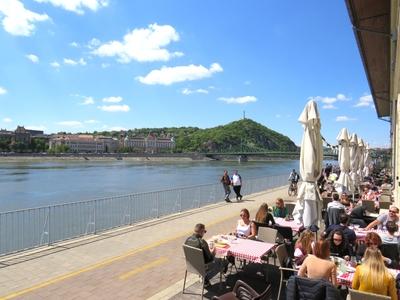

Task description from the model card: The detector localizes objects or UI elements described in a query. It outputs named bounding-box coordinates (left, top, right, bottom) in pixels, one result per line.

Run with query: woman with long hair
left=254, top=203, right=275, bottom=225
left=294, top=229, right=314, bottom=265
left=298, top=238, right=337, bottom=285
left=328, top=230, right=351, bottom=260
left=352, top=248, right=396, bottom=299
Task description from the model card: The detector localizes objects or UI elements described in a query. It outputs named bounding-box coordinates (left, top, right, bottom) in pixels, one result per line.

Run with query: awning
left=345, top=0, right=391, bottom=118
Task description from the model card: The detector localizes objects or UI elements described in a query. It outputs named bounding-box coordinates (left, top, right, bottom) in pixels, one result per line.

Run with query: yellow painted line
left=119, top=257, right=169, bottom=280
left=0, top=211, right=239, bottom=300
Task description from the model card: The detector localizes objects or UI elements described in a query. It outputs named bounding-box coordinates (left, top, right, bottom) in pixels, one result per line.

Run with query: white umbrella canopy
left=357, top=139, right=365, bottom=181
left=335, top=128, right=353, bottom=193
left=293, top=100, right=323, bottom=227
left=349, top=133, right=359, bottom=191
left=363, top=143, right=371, bottom=177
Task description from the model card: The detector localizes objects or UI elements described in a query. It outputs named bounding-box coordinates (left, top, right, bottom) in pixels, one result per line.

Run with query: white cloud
left=84, top=119, right=99, bottom=124
left=56, top=121, right=83, bottom=127
left=50, top=61, right=60, bottom=68
left=108, top=126, right=127, bottom=131
left=79, top=96, right=94, bottom=105
left=63, top=58, right=87, bottom=66
left=87, top=37, right=100, bottom=49
left=244, top=80, right=251, bottom=85
left=98, top=104, right=130, bottom=112
left=335, top=116, right=356, bottom=122
left=26, top=125, right=46, bottom=131
left=26, top=54, right=39, bottom=63
left=275, top=114, right=281, bottom=118
left=69, top=41, right=79, bottom=47
left=137, top=63, right=223, bottom=85
left=102, top=96, right=123, bottom=103
left=309, top=93, right=350, bottom=109
left=101, top=63, right=110, bottom=68
left=2, top=117, right=12, bottom=123
left=0, top=86, right=7, bottom=95
left=322, top=104, right=336, bottom=110
left=218, top=96, right=257, bottom=104
left=34, top=0, right=108, bottom=15
left=354, top=94, right=373, bottom=107
left=93, top=23, right=182, bottom=63
left=0, top=0, right=50, bottom=36
left=181, top=88, right=209, bottom=95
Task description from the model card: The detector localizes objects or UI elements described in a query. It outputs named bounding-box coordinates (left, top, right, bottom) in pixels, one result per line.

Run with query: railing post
left=48, top=206, right=51, bottom=246
left=93, top=201, right=97, bottom=234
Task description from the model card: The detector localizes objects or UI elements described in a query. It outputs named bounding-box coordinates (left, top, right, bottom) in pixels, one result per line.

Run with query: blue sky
left=0, top=0, right=389, bottom=147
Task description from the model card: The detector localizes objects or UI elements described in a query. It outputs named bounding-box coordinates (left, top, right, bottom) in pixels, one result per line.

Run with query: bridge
left=202, top=150, right=338, bottom=162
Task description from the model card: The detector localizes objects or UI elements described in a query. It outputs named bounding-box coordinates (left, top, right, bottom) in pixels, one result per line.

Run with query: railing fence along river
left=0, top=174, right=288, bottom=256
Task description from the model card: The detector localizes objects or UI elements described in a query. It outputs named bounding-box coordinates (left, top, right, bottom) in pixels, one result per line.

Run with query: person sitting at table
left=272, top=198, right=288, bottom=218
left=184, top=223, right=228, bottom=287
left=326, top=193, right=345, bottom=227
left=352, top=248, right=397, bottom=300
left=234, top=208, right=256, bottom=239
left=349, top=205, right=369, bottom=228
left=360, top=185, right=375, bottom=201
left=356, top=232, right=392, bottom=265
left=364, top=205, right=399, bottom=231
left=294, top=229, right=314, bottom=266
left=298, top=238, right=337, bottom=286
left=379, top=221, right=400, bottom=245
left=328, top=229, right=351, bottom=260
left=254, top=203, right=275, bottom=226
left=325, top=213, right=356, bottom=246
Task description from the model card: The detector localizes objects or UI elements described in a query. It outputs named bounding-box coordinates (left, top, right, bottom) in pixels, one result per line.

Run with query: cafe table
left=274, top=217, right=304, bottom=233
left=210, top=235, right=276, bottom=263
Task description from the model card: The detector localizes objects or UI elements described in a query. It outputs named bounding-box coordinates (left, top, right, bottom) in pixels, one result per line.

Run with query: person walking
left=220, top=170, right=231, bottom=202
left=231, top=170, right=243, bottom=201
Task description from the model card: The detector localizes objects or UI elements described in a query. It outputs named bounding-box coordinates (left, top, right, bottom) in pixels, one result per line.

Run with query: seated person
left=185, top=223, right=228, bottom=286
left=352, top=248, right=397, bottom=300
left=298, top=238, right=337, bottom=286
left=294, top=229, right=314, bottom=266
left=326, top=193, right=345, bottom=226
left=325, top=213, right=356, bottom=246
left=356, top=232, right=392, bottom=265
left=349, top=205, right=368, bottom=228
left=328, top=229, right=351, bottom=260
left=254, top=203, right=275, bottom=226
left=364, top=205, right=399, bottom=230
left=327, top=193, right=345, bottom=210
left=379, top=220, right=400, bottom=245
left=272, top=198, right=288, bottom=218
left=235, top=208, right=256, bottom=239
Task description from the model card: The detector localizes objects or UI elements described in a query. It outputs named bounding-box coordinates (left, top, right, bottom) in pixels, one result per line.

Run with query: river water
left=0, top=160, right=307, bottom=212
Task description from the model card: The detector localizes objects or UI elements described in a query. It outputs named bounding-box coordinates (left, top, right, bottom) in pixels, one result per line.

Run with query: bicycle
left=288, top=181, right=298, bottom=196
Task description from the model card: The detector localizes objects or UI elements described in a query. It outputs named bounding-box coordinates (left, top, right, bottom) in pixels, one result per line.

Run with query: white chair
left=182, top=244, right=208, bottom=299
left=257, top=227, right=278, bottom=244
left=348, top=289, right=391, bottom=300
left=257, top=227, right=278, bottom=265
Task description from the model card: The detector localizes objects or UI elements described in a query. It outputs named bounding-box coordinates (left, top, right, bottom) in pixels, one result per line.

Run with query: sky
left=0, top=0, right=390, bottom=147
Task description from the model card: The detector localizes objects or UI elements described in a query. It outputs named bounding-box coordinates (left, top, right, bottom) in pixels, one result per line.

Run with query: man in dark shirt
left=325, top=213, right=356, bottom=246
left=184, top=223, right=227, bottom=286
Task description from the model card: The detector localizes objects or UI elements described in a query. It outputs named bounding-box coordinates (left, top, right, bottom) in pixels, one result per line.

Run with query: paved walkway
left=0, top=185, right=294, bottom=300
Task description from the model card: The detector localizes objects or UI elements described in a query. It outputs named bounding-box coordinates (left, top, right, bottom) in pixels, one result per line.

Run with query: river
left=0, top=159, right=313, bottom=212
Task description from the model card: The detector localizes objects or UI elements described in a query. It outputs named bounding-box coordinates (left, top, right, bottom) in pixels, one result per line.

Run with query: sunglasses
left=333, top=238, right=342, bottom=242
left=389, top=210, right=397, bottom=213
left=240, top=214, right=245, bottom=217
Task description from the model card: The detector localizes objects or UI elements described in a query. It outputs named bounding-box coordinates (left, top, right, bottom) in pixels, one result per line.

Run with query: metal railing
left=0, top=174, right=288, bottom=256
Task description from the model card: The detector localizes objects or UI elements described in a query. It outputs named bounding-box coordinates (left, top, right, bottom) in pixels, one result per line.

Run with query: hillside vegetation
left=105, top=119, right=298, bottom=153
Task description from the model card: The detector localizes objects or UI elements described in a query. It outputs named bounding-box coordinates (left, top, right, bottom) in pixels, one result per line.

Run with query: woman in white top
left=235, top=208, right=256, bottom=239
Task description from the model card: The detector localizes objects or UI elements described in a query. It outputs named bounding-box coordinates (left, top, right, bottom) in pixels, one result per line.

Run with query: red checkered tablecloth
left=212, top=238, right=275, bottom=263
left=354, top=229, right=388, bottom=241
left=275, top=217, right=303, bottom=233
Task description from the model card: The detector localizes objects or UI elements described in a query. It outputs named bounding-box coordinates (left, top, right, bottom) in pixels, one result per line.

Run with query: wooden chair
left=362, top=200, right=376, bottom=213
left=348, top=289, right=391, bottom=300
left=379, top=201, right=391, bottom=210
left=211, top=280, right=272, bottom=300
left=257, top=227, right=278, bottom=264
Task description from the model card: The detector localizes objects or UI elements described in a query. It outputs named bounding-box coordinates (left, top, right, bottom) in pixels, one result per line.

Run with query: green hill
left=120, top=119, right=298, bottom=153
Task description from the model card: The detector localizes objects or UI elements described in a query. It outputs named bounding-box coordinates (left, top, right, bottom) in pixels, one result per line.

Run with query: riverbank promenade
left=0, top=185, right=291, bottom=300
